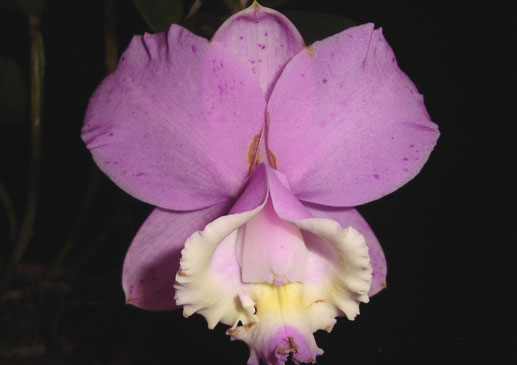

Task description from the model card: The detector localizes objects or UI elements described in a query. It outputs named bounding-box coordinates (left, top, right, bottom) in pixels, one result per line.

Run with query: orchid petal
left=82, top=25, right=266, bottom=210
left=122, top=201, right=231, bottom=310
left=212, top=2, right=305, bottom=100
left=267, top=23, right=439, bottom=207
left=303, top=202, right=387, bottom=296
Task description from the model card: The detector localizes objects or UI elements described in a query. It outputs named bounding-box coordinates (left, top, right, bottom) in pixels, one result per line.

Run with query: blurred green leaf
left=283, top=11, right=356, bottom=45
left=261, top=0, right=293, bottom=7
left=223, top=0, right=247, bottom=13
left=0, top=56, right=27, bottom=124
left=184, top=13, right=225, bottom=39
left=132, top=0, right=184, bottom=32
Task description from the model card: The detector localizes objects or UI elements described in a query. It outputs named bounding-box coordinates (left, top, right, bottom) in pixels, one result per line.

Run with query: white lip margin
left=292, top=217, right=373, bottom=322
left=174, top=202, right=265, bottom=329
left=174, top=193, right=372, bottom=338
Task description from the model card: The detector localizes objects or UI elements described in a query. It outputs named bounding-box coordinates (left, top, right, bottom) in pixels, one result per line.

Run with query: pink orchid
left=82, top=3, right=439, bottom=364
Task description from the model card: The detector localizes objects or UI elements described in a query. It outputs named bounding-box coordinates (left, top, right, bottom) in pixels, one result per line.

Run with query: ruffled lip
left=174, top=164, right=372, bottom=364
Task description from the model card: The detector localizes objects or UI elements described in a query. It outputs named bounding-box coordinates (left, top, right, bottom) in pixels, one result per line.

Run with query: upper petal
left=212, top=2, right=305, bottom=100
left=267, top=23, right=439, bottom=207
left=122, top=201, right=231, bottom=311
left=303, top=202, right=387, bottom=296
left=82, top=25, right=266, bottom=210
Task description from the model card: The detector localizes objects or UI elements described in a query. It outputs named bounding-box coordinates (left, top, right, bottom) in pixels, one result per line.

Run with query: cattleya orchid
left=82, top=2, right=439, bottom=364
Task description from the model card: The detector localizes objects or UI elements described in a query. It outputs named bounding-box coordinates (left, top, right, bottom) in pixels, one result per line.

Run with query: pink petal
left=122, top=201, right=231, bottom=310
left=267, top=24, right=439, bottom=207
left=212, top=2, right=304, bottom=100
left=303, top=203, right=387, bottom=296
left=83, top=25, right=266, bottom=210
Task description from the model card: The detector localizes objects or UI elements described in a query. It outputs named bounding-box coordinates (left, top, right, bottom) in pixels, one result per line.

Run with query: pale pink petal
left=212, top=2, right=305, bottom=100
left=83, top=25, right=266, bottom=210
left=267, top=23, right=439, bottom=207
left=122, top=201, right=231, bottom=310
left=303, top=202, right=387, bottom=296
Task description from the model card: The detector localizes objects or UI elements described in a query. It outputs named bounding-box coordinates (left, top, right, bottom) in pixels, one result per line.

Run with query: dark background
left=0, top=0, right=513, bottom=364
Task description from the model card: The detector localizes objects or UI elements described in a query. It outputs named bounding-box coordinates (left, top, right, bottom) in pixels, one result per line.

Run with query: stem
left=46, top=169, right=100, bottom=275
left=2, top=15, right=45, bottom=286
left=104, top=0, right=118, bottom=73
left=0, top=179, right=17, bottom=245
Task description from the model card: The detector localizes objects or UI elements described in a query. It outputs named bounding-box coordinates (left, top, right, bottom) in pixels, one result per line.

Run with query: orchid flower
left=82, top=2, right=439, bottom=364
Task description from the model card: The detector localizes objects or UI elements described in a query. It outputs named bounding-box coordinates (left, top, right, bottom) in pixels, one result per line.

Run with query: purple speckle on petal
left=373, top=174, right=380, bottom=180
left=322, top=79, right=327, bottom=84
left=264, top=32, right=268, bottom=37
left=239, top=36, right=244, bottom=40
left=134, top=172, right=146, bottom=177
left=410, top=144, right=414, bottom=148
left=403, top=168, right=409, bottom=172
left=403, top=157, right=408, bottom=161
left=108, top=133, right=113, bottom=136
left=191, top=45, right=197, bottom=54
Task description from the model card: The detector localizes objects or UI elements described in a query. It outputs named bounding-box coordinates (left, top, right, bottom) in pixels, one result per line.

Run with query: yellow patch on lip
left=253, top=282, right=306, bottom=317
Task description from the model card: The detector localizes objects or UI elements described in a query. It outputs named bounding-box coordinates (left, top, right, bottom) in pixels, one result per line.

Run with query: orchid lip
left=174, top=164, right=372, bottom=364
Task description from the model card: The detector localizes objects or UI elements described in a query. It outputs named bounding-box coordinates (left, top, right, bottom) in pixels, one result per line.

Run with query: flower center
left=253, top=282, right=305, bottom=317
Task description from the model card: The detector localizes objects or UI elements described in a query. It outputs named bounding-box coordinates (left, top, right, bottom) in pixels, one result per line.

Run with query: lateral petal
left=267, top=23, right=439, bottom=207
left=83, top=25, right=266, bottom=210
